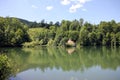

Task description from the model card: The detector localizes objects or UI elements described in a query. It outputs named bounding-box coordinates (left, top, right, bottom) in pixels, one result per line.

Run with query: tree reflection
left=4, top=46, right=120, bottom=73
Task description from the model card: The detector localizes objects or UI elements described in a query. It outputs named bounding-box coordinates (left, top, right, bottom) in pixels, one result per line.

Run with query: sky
left=0, top=0, right=120, bottom=24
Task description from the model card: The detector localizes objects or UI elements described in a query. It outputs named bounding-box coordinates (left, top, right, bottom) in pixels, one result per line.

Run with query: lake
left=1, top=47, right=120, bottom=80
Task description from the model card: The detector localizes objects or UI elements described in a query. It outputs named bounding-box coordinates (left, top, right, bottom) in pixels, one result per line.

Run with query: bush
left=0, top=54, right=12, bottom=80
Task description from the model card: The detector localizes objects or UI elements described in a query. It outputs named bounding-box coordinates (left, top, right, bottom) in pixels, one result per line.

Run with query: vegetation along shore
left=0, top=17, right=120, bottom=47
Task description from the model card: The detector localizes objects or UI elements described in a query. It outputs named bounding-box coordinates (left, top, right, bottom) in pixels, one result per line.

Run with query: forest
left=0, top=16, right=120, bottom=80
left=0, top=16, right=120, bottom=47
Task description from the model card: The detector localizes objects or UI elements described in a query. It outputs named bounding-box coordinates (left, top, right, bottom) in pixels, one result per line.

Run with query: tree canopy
left=0, top=17, right=120, bottom=47
left=0, top=17, right=30, bottom=47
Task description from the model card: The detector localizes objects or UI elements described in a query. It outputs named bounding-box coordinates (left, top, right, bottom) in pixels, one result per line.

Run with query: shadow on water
left=1, top=46, right=120, bottom=80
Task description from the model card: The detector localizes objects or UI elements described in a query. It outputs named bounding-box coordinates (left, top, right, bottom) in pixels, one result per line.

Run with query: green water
left=1, top=47, right=120, bottom=80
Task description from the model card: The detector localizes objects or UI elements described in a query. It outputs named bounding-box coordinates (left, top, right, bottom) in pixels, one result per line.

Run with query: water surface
left=1, top=47, right=120, bottom=80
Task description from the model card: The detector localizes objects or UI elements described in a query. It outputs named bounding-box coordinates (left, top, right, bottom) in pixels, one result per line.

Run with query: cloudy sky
left=0, top=0, right=120, bottom=23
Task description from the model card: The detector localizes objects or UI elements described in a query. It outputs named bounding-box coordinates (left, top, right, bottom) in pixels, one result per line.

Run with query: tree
left=79, top=18, right=84, bottom=27
left=0, top=17, right=30, bottom=47
left=99, top=21, right=112, bottom=34
left=102, top=32, right=111, bottom=46
left=40, top=19, right=45, bottom=27
left=96, top=32, right=103, bottom=45
left=84, top=22, right=93, bottom=32
left=61, top=20, right=71, bottom=31
left=69, top=19, right=80, bottom=31
left=54, top=21, right=60, bottom=27
left=79, top=26, right=89, bottom=46
left=111, top=20, right=120, bottom=33
left=88, top=32, right=97, bottom=46
left=68, top=31, right=79, bottom=42
left=49, top=21, right=53, bottom=26
left=111, top=33, right=116, bottom=46
left=116, top=32, right=120, bottom=45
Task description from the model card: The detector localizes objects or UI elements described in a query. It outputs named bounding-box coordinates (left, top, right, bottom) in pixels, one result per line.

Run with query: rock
left=66, top=39, right=76, bottom=47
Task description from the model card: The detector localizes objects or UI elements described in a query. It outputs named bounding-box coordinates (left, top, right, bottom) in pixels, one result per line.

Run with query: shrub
left=0, top=54, right=12, bottom=80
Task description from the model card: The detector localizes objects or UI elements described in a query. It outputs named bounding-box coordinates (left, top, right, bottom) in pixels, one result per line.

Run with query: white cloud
left=32, top=5, right=38, bottom=9
left=60, top=0, right=92, bottom=13
left=69, top=4, right=83, bottom=13
left=61, top=0, right=71, bottom=5
left=46, top=6, right=53, bottom=11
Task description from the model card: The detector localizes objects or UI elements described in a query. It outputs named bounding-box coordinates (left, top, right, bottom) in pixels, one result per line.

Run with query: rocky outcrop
left=66, top=39, right=76, bottom=47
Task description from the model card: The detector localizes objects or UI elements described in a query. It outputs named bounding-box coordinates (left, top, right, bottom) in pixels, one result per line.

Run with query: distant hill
left=15, top=17, right=50, bottom=28
left=5, top=17, right=60, bottom=28
left=17, top=18, right=33, bottom=26
left=12, top=17, right=60, bottom=28
left=9, top=17, right=33, bottom=27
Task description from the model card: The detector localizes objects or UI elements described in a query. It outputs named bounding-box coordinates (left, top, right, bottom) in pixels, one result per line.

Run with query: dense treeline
left=0, top=17, right=30, bottom=47
left=0, top=16, right=120, bottom=47
left=26, top=19, right=120, bottom=47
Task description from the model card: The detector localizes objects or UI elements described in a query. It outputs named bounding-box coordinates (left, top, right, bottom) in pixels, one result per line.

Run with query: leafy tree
left=96, top=32, right=103, bottom=45
left=79, top=26, right=89, bottom=46
left=111, top=33, right=116, bottom=46
left=0, top=17, right=30, bottom=46
left=61, top=20, right=71, bottom=31
left=88, top=32, right=97, bottom=46
left=102, top=32, right=111, bottom=46
left=84, top=22, right=93, bottom=32
left=116, top=32, right=120, bottom=45
left=99, top=21, right=112, bottom=34
left=54, top=21, right=60, bottom=27
left=68, top=31, right=79, bottom=42
left=49, top=21, right=53, bottom=26
left=69, top=19, right=80, bottom=31
left=79, top=18, right=84, bottom=27
left=40, top=19, right=45, bottom=27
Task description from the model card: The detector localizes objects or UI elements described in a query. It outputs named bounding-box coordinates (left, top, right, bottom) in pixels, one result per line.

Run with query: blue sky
left=0, top=0, right=120, bottom=24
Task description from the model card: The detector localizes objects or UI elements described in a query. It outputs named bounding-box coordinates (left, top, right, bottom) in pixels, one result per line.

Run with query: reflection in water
left=1, top=47, right=120, bottom=80
left=66, top=47, right=75, bottom=54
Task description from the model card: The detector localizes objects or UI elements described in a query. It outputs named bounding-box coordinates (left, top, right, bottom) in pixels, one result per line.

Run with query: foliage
left=0, top=17, right=30, bottom=47
left=1, top=17, right=120, bottom=47
left=27, top=19, right=120, bottom=46
left=0, top=54, right=12, bottom=80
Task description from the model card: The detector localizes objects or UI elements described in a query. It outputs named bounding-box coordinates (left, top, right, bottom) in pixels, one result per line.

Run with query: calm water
left=1, top=47, right=120, bottom=80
